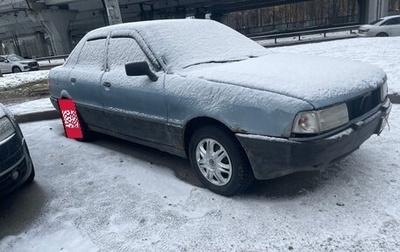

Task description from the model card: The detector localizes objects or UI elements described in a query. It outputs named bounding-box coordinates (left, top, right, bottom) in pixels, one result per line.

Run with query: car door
left=67, top=36, right=109, bottom=129
left=100, top=34, right=168, bottom=144
left=387, top=17, right=400, bottom=36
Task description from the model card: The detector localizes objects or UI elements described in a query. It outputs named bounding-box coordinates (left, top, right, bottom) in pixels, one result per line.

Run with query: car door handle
left=102, top=82, right=111, bottom=88
left=71, top=78, right=76, bottom=83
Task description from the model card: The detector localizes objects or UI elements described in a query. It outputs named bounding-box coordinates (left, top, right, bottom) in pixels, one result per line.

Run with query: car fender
left=165, top=74, right=313, bottom=138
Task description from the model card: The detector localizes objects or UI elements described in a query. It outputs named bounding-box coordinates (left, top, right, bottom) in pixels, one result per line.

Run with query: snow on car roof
left=86, top=19, right=268, bottom=72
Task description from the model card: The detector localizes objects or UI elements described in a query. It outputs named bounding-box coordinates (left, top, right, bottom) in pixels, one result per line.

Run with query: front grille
left=28, top=62, right=38, bottom=67
left=346, top=88, right=381, bottom=120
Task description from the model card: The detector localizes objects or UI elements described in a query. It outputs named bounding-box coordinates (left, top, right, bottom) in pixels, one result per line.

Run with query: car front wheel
left=12, top=67, right=21, bottom=73
left=376, top=32, right=389, bottom=37
left=189, top=125, right=254, bottom=196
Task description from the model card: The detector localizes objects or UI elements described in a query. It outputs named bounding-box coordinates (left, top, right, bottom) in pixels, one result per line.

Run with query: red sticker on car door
left=58, top=99, right=83, bottom=139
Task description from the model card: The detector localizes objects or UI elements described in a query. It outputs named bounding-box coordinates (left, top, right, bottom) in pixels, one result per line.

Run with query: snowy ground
left=0, top=70, right=49, bottom=89
left=0, top=105, right=399, bottom=251
left=1, top=37, right=400, bottom=251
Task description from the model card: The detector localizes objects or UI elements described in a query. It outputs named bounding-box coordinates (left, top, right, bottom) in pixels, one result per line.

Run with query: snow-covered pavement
left=0, top=105, right=399, bottom=251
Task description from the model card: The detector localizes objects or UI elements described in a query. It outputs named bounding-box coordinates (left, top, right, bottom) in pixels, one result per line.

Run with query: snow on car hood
left=19, top=60, right=36, bottom=64
left=359, top=24, right=375, bottom=30
left=181, top=53, right=386, bottom=108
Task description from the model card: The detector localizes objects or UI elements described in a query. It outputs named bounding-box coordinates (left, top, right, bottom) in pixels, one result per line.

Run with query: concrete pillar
left=34, top=31, right=48, bottom=57
left=103, top=0, right=123, bottom=25
left=362, top=0, right=390, bottom=23
left=28, top=9, right=76, bottom=55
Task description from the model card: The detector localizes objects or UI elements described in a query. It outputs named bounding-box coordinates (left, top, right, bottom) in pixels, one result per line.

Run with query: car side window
left=76, top=38, right=107, bottom=71
left=383, top=18, right=400, bottom=26
left=392, top=18, right=400, bottom=25
left=107, top=37, right=152, bottom=71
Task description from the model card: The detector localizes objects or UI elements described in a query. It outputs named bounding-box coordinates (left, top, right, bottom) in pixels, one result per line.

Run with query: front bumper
left=236, top=99, right=392, bottom=180
left=0, top=133, right=34, bottom=197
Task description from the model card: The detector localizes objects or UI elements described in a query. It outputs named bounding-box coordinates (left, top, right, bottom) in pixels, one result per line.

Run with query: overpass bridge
left=0, top=0, right=392, bottom=57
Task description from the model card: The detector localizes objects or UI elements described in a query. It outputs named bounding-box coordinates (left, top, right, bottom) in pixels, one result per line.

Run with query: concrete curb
left=15, top=110, right=59, bottom=123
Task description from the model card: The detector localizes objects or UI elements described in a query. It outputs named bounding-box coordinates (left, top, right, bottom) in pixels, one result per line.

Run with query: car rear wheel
left=12, top=67, right=21, bottom=73
left=376, top=32, right=389, bottom=37
left=76, top=111, right=94, bottom=142
left=188, top=125, right=254, bottom=196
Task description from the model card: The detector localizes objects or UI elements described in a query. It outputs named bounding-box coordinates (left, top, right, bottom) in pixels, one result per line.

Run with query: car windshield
left=369, top=18, right=384, bottom=25
left=135, top=20, right=268, bottom=72
left=8, top=55, right=25, bottom=61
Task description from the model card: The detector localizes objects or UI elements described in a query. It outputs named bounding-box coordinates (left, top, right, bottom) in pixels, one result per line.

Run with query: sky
left=0, top=37, right=399, bottom=251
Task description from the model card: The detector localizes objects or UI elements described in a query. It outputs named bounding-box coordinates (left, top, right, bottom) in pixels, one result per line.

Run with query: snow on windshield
left=135, top=19, right=268, bottom=72
left=8, top=55, right=25, bottom=61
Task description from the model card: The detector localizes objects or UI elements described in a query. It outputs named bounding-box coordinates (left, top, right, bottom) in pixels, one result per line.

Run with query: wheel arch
left=183, top=116, right=238, bottom=157
left=376, top=32, right=389, bottom=37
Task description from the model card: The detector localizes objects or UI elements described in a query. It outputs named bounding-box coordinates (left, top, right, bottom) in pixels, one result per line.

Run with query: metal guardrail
left=35, top=54, right=69, bottom=64
left=250, top=24, right=360, bottom=44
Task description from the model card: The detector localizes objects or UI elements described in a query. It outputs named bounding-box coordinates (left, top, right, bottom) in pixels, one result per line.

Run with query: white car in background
left=0, top=54, right=40, bottom=74
left=358, top=15, right=400, bottom=37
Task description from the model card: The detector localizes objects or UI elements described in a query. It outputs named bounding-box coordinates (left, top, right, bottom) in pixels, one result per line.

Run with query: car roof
left=383, top=15, right=400, bottom=19
left=85, top=19, right=214, bottom=40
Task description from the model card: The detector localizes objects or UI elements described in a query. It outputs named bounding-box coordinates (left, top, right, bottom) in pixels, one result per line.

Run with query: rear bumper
left=236, top=99, right=392, bottom=180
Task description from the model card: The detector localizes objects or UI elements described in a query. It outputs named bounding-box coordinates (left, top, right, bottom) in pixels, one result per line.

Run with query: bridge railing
left=250, top=24, right=360, bottom=45
left=35, top=54, right=69, bottom=68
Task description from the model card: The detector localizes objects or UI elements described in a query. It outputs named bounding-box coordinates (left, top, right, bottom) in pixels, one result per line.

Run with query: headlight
left=0, top=116, right=15, bottom=142
left=292, top=103, right=349, bottom=134
left=381, top=82, right=388, bottom=101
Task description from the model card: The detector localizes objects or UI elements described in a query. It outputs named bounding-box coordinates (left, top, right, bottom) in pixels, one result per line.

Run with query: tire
left=12, top=67, right=21, bottom=73
left=188, top=125, right=254, bottom=196
left=75, top=111, right=94, bottom=142
left=376, top=32, right=389, bottom=37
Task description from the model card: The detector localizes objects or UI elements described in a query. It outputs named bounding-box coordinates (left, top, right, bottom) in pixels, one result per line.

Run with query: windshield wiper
left=183, top=59, right=246, bottom=69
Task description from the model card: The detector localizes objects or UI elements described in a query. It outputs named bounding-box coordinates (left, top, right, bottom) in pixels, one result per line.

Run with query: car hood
left=19, top=60, right=37, bottom=64
left=180, top=53, right=386, bottom=108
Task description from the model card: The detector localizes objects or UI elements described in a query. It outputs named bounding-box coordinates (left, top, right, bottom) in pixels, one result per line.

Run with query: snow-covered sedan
left=358, top=15, right=400, bottom=37
left=49, top=19, right=391, bottom=196
left=0, top=103, right=35, bottom=197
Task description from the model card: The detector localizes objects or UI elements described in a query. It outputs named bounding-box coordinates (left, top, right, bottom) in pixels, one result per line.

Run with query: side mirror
left=125, top=61, right=158, bottom=82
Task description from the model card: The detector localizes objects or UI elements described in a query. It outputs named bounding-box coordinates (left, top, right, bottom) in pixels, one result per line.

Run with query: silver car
left=0, top=54, right=40, bottom=74
left=358, top=15, right=400, bottom=37
left=49, top=19, right=391, bottom=196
